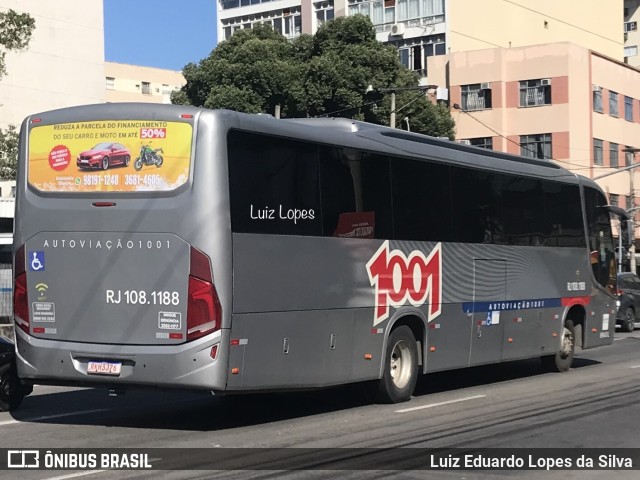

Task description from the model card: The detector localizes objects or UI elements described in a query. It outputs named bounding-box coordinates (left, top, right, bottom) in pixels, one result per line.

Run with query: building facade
left=429, top=42, right=640, bottom=234
left=625, top=0, right=640, bottom=67
left=0, top=0, right=105, bottom=130
left=105, top=62, right=185, bottom=104
left=217, top=0, right=622, bottom=82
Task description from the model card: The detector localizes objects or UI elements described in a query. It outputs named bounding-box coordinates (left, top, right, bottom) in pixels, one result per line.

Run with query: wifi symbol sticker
left=35, top=283, right=49, bottom=297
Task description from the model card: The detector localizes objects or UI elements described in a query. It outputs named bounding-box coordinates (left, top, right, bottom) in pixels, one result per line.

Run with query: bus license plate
left=87, top=361, right=122, bottom=376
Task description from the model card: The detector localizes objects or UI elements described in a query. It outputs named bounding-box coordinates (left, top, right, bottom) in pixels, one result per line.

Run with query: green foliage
left=174, top=15, right=455, bottom=138
left=0, top=8, right=36, bottom=79
left=0, top=125, right=18, bottom=180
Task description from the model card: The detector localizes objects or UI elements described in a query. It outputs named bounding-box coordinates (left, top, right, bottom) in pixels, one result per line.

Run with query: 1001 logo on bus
left=366, top=241, right=442, bottom=326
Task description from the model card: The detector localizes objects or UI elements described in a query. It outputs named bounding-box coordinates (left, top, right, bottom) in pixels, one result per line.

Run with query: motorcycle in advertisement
left=134, top=144, right=164, bottom=170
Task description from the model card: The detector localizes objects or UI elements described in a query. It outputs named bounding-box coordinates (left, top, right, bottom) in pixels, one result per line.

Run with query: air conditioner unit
left=480, top=82, right=492, bottom=90
left=540, top=78, right=551, bottom=86
left=390, top=23, right=405, bottom=36
left=593, top=85, right=602, bottom=92
left=458, top=139, right=471, bottom=145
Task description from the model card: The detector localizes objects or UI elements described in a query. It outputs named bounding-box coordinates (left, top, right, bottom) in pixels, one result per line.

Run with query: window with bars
left=221, top=7, right=302, bottom=39
left=519, top=79, right=551, bottom=107
left=520, top=134, right=551, bottom=160
left=105, top=77, right=115, bottom=90
left=609, top=91, right=619, bottom=116
left=625, top=96, right=633, bottom=121
left=348, top=0, right=444, bottom=26
left=461, top=84, right=492, bottom=111
left=610, top=142, right=619, bottom=168
left=141, top=82, right=151, bottom=95
left=610, top=193, right=619, bottom=207
left=594, top=139, right=603, bottom=166
left=593, top=86, right=603, bottom=112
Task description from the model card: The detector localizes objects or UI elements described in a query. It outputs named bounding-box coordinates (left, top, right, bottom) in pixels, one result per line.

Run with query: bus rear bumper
left=13, top=328, right=229, bottom=391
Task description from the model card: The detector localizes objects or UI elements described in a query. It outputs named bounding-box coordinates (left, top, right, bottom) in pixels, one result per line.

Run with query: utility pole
left=378, top=85, right=437, bottom=129
left=625, top=148, right=640, bottom=274
left=390, top=92, right=396, bottom=129
left=631, top=165, right=636, bottom=274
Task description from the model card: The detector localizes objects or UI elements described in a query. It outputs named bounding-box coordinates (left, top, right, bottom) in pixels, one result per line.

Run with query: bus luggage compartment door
left=469, top=259, right=506, bottom=366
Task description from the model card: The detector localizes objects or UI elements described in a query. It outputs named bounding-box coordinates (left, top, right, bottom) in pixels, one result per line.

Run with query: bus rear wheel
left=376, top=325, right=418, bottom=403
left=542, top=320, right=575, bottom=372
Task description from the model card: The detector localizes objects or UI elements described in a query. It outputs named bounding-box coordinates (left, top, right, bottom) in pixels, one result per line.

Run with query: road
left=1, top=330, right=640, bottom=480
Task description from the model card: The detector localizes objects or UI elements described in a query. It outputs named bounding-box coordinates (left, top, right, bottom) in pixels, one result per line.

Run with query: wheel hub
left=390, top=340, right=411, bottom=389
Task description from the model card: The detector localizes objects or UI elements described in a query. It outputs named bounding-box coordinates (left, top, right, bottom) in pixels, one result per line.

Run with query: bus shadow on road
left=10, top=356, right=601, bottom=431
left=413, top=356, right=601, bottom=397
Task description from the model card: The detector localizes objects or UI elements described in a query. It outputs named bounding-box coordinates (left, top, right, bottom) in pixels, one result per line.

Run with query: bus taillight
left=14, top=245, right=30, bottom=334
left=187, top=247, right=221, bottom=341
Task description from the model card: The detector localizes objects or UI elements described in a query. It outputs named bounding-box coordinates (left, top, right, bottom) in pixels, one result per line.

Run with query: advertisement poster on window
left=28, top=121, right=192, bottom=193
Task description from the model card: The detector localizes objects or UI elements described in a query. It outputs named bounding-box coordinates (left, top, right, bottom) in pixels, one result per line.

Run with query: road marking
left=0, top=408, right=109, bottom=426
left=395, top=394, right=486, bottom=413
left=43, top=471, right=106, bottom=480
left=630, top=365, right=640, bottom=369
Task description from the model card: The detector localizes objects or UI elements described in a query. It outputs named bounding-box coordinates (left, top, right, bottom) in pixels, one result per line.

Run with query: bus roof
left=23, top=103, right=586, bottom=186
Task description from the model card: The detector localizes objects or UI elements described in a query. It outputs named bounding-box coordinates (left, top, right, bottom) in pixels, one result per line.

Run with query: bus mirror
left=621, top=219, right=633, bottom=248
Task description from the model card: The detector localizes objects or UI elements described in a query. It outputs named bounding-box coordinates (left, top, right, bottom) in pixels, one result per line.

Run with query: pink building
left=429, top=42, right=640, bottom=228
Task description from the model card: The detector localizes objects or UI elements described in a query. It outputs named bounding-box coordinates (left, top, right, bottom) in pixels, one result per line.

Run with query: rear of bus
left=13, top=104, right=232, bottom=392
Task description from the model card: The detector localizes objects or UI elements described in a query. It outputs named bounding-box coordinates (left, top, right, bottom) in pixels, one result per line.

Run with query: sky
left=103, top=0, right=217, bottom=71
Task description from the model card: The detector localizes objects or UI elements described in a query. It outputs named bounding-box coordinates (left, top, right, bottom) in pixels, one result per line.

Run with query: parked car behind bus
left=616, top=272, right=640, bottom=332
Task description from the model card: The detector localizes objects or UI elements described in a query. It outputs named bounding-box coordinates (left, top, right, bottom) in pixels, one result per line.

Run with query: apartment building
left=0, top=0, right=105, bottom=130
left=105, top=62, right=185, bottom=104
left=217, top=0, right=621, bottom=81
left=429, top=42, right=640, bottom=227
left=625, top=0, right=640, bottom=67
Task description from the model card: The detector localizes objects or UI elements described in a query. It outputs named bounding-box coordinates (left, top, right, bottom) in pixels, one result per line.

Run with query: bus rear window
left=28, top=120, right=193, bottom=193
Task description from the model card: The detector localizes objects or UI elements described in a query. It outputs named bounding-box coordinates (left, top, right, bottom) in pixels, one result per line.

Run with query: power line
left=315, top=87, right=429, bottom=120
left=503, top=0, right=622, bottom=46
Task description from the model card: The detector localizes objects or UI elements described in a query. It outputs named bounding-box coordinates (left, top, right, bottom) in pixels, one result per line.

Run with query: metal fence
left=0, top=264, right=12, bottom=323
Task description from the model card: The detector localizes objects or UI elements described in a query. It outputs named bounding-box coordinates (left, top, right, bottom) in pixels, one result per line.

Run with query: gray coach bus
left=13, top=103, right=626, bottom=403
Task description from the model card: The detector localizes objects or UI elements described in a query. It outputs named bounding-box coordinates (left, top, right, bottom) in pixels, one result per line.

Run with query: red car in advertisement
left=76, top=142, right=131, bottom=170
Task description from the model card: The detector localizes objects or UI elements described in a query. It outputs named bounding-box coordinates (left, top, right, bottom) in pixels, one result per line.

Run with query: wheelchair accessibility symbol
left=29, top=251, right=45, bottom=272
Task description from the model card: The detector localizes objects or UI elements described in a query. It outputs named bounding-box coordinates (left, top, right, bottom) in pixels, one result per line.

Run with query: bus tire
left=541, top=320, right=575, bottom=372
left=376, top=325, right=418, bottom=404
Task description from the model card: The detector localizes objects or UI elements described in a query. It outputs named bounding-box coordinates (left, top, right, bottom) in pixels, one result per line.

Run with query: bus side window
left=391, top=157, right=453, bottom=242
left=319, top=147, right=392, bottom=239
left=319, top=147, right=356, bottom=236
left=228, top=131, right=322, bottom=236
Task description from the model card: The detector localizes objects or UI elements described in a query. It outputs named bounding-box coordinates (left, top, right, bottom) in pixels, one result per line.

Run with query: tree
left=0, top=9, right=35, bottom=180
left=0, top=8, right=35, bottom=79
left=173, top=15, right=455, bottom=138
left=0, top=125, right=18, bottom=180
